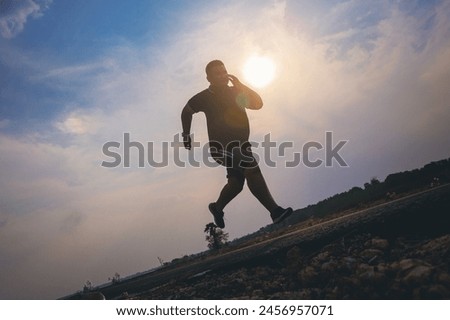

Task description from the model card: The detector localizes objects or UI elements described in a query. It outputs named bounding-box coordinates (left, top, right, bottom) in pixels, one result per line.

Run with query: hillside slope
left=135, top=185, right=450, bottom=300
left=65, top=184, right=450, bottom=299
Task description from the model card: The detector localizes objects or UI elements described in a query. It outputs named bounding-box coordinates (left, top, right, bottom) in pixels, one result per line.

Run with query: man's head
left=206, top=60, right=229, bottom=87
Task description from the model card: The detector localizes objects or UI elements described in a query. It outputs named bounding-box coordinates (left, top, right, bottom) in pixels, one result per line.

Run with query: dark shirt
left=188, top=86, right=250, bottom=148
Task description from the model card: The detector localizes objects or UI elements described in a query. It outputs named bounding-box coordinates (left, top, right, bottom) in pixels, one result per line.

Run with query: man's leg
left=245, top=166, right=293, bottom=224
left=231, top=143, right=279, bottom=213
left=244, top=166, right=279, bottom=213
left=215, top=172, right=245, bottom=211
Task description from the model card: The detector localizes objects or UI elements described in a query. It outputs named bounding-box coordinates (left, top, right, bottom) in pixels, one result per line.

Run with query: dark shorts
left=209, top=141, right=259, bottom=179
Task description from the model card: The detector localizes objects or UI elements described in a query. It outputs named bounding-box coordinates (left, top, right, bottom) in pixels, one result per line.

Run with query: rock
left=357, top=263, right=372, bottom=274
left=133, top=208, right=449, bottom=300
left=419, top=235, right=450, bottom=252
left=360, top=249, right=384, bottom=262
left=251, top=289, right=264, bottom=299
left=392, top=259, right=428, bottom=273
left=374, top=263, right=388, bottom=275
left=403, top=265, right=433, bottom=286
left=298, top=266, right=319, bottom=286
left=369, top=238, right=390, bottom=250
left=436, top=272, right=450, bottom=286
left=314, top=251, right=331, bottom=263
left=340, top=276, right=361, bottom=288
left=358, top=266, right=375, bottom=281
left=425, top=285, right=450, bottom=299
left=341, top=256, right=358, bottom=272
left=265, top=280, right=284, bottom=294
left=321, top=259, right=338, bottom=273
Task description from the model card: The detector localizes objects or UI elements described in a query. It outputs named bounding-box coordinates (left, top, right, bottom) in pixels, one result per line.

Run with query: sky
left=0, top=0, right=449, bottom=299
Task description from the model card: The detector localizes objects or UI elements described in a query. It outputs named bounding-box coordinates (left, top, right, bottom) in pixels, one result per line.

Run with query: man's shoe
left=271, top=207, right=293, bottom=224
left=209, top=203, right=225, bottom=228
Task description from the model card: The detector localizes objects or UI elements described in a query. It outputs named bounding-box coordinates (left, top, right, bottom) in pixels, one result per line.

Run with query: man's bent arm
left=229, top=75, right=263, bottom=110
left=181, top=103, right=194, bottom=134
left=241, top=84, right=263, bottom=110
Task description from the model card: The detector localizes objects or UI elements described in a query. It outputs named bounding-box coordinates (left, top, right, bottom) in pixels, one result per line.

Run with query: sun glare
left=243, top=56, right=276, bottom=88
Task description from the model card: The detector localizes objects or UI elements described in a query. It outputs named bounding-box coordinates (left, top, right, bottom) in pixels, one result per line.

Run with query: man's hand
left=183, top=134, right=192, bottom=150
left=228, top=74, right=263, bottom=109
left=228, top=74, right=242, bottom=88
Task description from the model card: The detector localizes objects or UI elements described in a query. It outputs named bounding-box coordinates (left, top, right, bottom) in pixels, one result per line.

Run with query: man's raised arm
left=229, top=75, right=263, bottom=110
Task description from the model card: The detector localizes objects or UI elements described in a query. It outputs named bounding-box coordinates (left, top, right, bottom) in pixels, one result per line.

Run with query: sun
left=243, top=56, right=276, bottom=88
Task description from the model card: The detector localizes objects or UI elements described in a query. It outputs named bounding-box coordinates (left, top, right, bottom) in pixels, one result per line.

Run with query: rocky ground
left=135, top=187, right=450, bottom=300
left=68, top=186, right=449, bottom=300
left=136, top=233, right=449, bottom=300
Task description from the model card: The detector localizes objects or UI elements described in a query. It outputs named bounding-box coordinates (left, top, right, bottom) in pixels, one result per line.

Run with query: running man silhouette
left=181, top=60, right=292, bottom=228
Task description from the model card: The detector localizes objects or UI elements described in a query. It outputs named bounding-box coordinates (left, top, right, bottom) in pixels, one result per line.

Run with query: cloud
left=55, top=112, right=100, bottom=135
left=0, top=0, right=52, bottom=39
